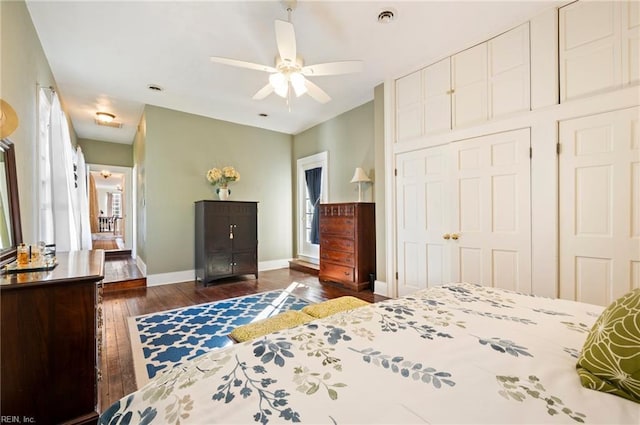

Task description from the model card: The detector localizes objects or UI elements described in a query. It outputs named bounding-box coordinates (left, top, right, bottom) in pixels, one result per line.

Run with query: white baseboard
left=147, top=269, right=195, bottom=287
left=374, top=280, right=392, bottom=297
left=136, top=256, right=147, bottom=276
left=145, top=259, right=291, bottom=287
left=259, top=259, right=290, bottom=271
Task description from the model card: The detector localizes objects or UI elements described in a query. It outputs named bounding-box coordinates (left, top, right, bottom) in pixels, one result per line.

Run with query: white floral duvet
left=100, top=283, right=639, bottom=424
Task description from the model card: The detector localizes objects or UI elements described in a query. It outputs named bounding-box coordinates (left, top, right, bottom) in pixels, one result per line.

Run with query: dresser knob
left=443, top=233, right=451, bottom=240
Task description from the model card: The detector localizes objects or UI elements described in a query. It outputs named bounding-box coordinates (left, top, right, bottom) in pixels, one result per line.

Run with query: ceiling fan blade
left=210, top=56, right=276, bottom=73
left=304, top=79, right=331, bottom=104
left=252, top=83, right=274, bottom=100
left=275, top=20, right=297, bottom=64
left=301, top=60, right=364, bottom=76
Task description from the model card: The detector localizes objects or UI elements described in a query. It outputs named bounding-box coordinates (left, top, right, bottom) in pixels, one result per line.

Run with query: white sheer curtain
left=37, top=88, right=54, bottom=244
left=38, top=90, right=92, bottom=251
left=49, top=94, right=79, bottom=251
left=76, top=147, right=92, bottom=249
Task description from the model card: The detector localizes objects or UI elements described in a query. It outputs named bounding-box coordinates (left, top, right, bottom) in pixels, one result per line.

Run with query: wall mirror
left=0, top=138, right=22, bottom=265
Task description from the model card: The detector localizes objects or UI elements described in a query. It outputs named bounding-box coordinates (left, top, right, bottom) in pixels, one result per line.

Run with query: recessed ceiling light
left=147, top=84, right=163, bottom=92
left=95, top=112, right=115, bottom=123
left=377, top=9, right=396, bottom=24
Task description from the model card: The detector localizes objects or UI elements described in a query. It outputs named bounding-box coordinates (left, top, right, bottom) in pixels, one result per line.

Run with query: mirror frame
left=0, top=138, right=22, bottom=265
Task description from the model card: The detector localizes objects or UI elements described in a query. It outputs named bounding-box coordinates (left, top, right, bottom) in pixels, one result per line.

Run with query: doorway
left=296, top=152, right=328, bottom=264
left=88, top=164, right=133, bottom=254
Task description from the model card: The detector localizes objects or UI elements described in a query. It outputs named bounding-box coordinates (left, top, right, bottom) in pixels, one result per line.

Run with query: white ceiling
left=26, top=0, right=562, bottom=144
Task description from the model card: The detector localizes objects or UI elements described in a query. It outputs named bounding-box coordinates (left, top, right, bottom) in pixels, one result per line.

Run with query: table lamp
left=351, top=167, right=372, bottom=202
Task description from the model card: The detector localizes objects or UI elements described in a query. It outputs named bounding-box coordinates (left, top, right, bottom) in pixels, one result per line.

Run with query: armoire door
left=559, top=106, right=640, bottom=305
left=395, top=128, right=531, bottom=296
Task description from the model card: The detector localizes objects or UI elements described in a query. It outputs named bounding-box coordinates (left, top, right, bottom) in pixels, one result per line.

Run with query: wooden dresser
left=319, top=202, right=375, bottom=291
left=195, top=200, right=258, bottom=285
left=0, top=250, right=104, bottom=425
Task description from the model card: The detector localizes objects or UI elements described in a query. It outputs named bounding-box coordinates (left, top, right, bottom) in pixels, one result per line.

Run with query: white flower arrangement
left=206, top=166, right=240, bottom=188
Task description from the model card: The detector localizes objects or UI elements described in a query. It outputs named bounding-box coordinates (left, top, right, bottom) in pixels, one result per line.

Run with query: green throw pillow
left=576, top=289, right=640, bottom=403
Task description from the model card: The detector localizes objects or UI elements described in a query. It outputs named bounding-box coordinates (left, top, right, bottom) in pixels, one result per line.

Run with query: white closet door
left=452, top=43, right=488, bottom=128
left=396, top=146, right=450, bottom=296
left=424, top=58, right=451, bottom=135
left=622, top=0, right=640, bottom=85
left=559, top=107, right=640, bottom=306
left=559, top=1, right=622, bottom=101
left=450, top=129, right=531, bottom=293
left=396, top=71, right=423, bottom=143
left=489, top=23, right=531, bottom=119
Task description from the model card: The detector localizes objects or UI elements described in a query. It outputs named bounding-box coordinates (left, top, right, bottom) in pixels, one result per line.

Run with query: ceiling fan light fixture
left=290, top=72, right=307, bottom=97
left=269, top=73, right=289, bottom=98
left=96, top=111, right=115, bottom=123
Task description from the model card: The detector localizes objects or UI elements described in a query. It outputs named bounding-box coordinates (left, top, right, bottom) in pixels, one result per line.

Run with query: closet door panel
left=489, top=23, right=530, bottom=118
left=450, top=129, right=531, bottom=293
left=452, top=43, right=488, bottom=128
left=396, top=71, right=423, bottom=142
left=396, top=147, right=449, bottom=296
left=559, top=107, right=640, bottom=305
left=622, top=0, right=640, bottom=85
left=424, top=58, right=451, bottom=135
left=559, top=1, right=621, bottom=101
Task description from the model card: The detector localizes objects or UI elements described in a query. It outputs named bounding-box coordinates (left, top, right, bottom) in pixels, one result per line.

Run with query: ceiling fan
left=210, top=0, right=363, bottom=105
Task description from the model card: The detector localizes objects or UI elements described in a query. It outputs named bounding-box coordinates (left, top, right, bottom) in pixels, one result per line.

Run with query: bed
left=100, top=283, right=639, bottom=424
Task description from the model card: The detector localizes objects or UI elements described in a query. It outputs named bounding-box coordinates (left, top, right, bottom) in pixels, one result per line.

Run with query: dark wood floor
left=100, top=267, right=387, bottom=412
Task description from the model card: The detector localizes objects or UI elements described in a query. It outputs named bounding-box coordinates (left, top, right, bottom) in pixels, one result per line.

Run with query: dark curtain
left=305, top=167, right=322, bottom=244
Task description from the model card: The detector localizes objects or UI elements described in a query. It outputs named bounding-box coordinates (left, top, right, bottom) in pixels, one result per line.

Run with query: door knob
left=443, top=233, right=451, bottom=240
left=451, top=233, right=460, bottom=240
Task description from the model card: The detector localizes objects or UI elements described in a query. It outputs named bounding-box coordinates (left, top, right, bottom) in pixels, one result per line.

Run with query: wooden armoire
left=194, top=200, right=258, bottom=285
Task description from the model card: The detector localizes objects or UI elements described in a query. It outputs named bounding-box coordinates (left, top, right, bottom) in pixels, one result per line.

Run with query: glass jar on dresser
left=0, top=250, right=105, bottom=425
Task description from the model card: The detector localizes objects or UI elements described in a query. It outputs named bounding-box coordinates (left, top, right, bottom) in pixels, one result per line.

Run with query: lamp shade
left=350, top=167, right=371, bottom=183
left=0, top=99, right=19, bottom=139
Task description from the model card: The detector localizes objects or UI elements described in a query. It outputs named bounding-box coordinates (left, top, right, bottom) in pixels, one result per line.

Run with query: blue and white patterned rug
left=128, top=289, right=310, bottom=387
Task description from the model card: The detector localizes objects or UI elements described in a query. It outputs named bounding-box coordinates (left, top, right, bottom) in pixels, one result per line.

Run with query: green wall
left=292, top=97, right=386, bottom=281
left=142, top=105, right=293, bottom=275
left=78, top=138, right=133, bottom=167
left=0, top=0, right=74, bottom=242
left=293, top=101, right=375, bottom=202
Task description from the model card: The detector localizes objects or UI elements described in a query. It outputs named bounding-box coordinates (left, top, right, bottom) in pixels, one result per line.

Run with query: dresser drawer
left=320, top=262, right=355, bottom=283
left=320, top=249, right=355, bottom=266
left=319, top=219, right=355, bottom=237
left=320, top=237, right=354, bottom=253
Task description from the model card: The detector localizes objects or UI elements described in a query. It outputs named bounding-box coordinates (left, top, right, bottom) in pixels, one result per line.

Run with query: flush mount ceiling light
left=95, top=112, right=115, bottom=123
left=100, top=170, right=112, bottom=179
left=377, top=9, right=396, bottom=24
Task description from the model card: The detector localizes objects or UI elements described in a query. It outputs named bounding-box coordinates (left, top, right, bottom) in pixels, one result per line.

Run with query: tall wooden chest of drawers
left=319, top=202, right=375, bottom=291
left=0, top=250, right=104, bottom=425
